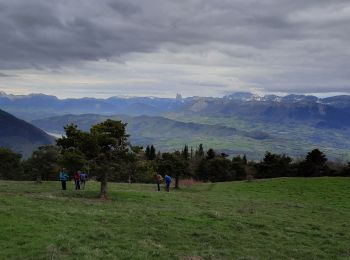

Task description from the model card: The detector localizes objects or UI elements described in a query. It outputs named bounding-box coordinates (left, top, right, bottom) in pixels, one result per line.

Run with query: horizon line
left=1, top=89, right=350, bottom=100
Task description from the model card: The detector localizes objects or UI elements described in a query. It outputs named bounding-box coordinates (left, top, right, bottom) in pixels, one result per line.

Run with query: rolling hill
left=30, top=113, right=350, bottom=161
left=0, top=108, right=54, bottom=157
left=31, top=114, right=270, bottom=156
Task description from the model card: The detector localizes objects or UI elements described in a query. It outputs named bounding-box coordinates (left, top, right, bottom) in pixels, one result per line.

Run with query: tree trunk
left=174, top=175, right=180, bottom=189
left=100, top=172, right=108, bottom=199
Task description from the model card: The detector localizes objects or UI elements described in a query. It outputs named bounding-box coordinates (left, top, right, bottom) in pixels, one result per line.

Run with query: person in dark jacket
left=59, top=169, right=69, bottom=190
left=165, top=175, right=172, bottom=192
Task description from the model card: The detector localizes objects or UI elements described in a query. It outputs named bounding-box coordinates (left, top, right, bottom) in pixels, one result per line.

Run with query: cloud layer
left=0, top=0, right=349, bottom=97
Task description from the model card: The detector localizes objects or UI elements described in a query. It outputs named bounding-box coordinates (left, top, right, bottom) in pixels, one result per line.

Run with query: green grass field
left=1, top=178, right=350, bottom=259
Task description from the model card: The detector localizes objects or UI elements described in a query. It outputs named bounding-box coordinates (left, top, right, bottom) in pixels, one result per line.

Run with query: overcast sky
left=0, top=0, right=350, bottom=98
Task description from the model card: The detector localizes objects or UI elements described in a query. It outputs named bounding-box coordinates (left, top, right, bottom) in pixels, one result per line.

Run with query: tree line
left=1, top=119, right=350, bottom=197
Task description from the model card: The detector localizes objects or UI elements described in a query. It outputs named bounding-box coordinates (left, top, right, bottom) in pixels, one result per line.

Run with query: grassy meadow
left=0, top=178, right=350, bottom=259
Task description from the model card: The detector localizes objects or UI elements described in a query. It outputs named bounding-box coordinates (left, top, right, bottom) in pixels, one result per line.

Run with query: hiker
left=80, top=171, right=88, bottom=190
left=165, top=174, right=172, bottom=192
left=73, top=171, right=81, bottom=190
left=59, top=168, right=69, bottom=190
left=156, top=173, right=163, bottom=191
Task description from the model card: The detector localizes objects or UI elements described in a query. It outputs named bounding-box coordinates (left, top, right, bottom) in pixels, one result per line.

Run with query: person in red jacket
left=73, top=171, right=81, bottom=190
left=155, top=173, right=163, bottom=191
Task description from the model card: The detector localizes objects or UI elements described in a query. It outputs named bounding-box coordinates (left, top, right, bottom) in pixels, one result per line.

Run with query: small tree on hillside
left=158, top=151, right=189, bottom=189
left=306, top=149, right=327, bottom=164
left=57, top=120, right=129, bottom=198
left=298, top=149, right=329, bottom=177
left=256, top=152, right=293, bottom=178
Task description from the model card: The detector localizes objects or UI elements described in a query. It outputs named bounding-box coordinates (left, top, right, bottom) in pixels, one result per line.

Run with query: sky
left=0, top=0, right=350, bottom=98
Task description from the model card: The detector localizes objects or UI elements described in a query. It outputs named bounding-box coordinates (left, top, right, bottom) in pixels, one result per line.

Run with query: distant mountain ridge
left=1, top=91, right=350, bottom=128
left=1, top=90, right=349, bottom=104
left=0, top=109, right=54, bottom=157
left=0, top=91, right=182, bottom=120
left=223, top=92, right=320, bottom=103
left=183, top=94, right=350, bottom=128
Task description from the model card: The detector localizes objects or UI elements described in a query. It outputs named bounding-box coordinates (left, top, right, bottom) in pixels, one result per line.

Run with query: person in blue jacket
left=59, top=168, right=69, bottom=190
left=165, top=174, right=172, bottom=192
left=79, top=171, right=88, bottom=190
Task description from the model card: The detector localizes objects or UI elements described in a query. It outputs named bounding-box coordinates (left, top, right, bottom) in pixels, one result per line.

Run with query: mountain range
left=1, top=91, right=350, bottom=160
left=1, top=91, right=350, bottom=129
left=0, top=91, right=182, bottom=120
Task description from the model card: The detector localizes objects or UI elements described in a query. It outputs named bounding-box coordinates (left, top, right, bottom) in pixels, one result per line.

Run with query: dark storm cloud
left=0, top=72, right=13, bottom=77
left=0, top=0, right=349, bottom=94
left=108, top=1, right=142, bottom=16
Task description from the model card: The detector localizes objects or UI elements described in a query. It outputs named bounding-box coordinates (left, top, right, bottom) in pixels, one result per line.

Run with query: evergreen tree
left=145, top=145, right=150, bottom=159
left=206, top=148, right=216, bottom=160
left=341, top=163, right=350, bottom=176
left=182, top=145, right=189, bottom=160
left=256, top=152, right=293, bottom=178
left=298, top=149, right=329, bottom=177
left=306, top=149, right=327, bottom=165
left=149, top=145, right=156, bottom=160
left=231, top=155, right=247, bottom=180
left=196, top=156, right=236, bottom=182
left=195, top=144, right=204, bottom=158
left=242, top=154, right=247, bottom=165
left=0, top=148, right=23, bottom=180
left=24, top=145, right=61, bottom=181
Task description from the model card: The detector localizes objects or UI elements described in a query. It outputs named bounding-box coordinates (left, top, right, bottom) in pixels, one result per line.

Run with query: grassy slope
left=0, top=178, right=350, bottom=259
